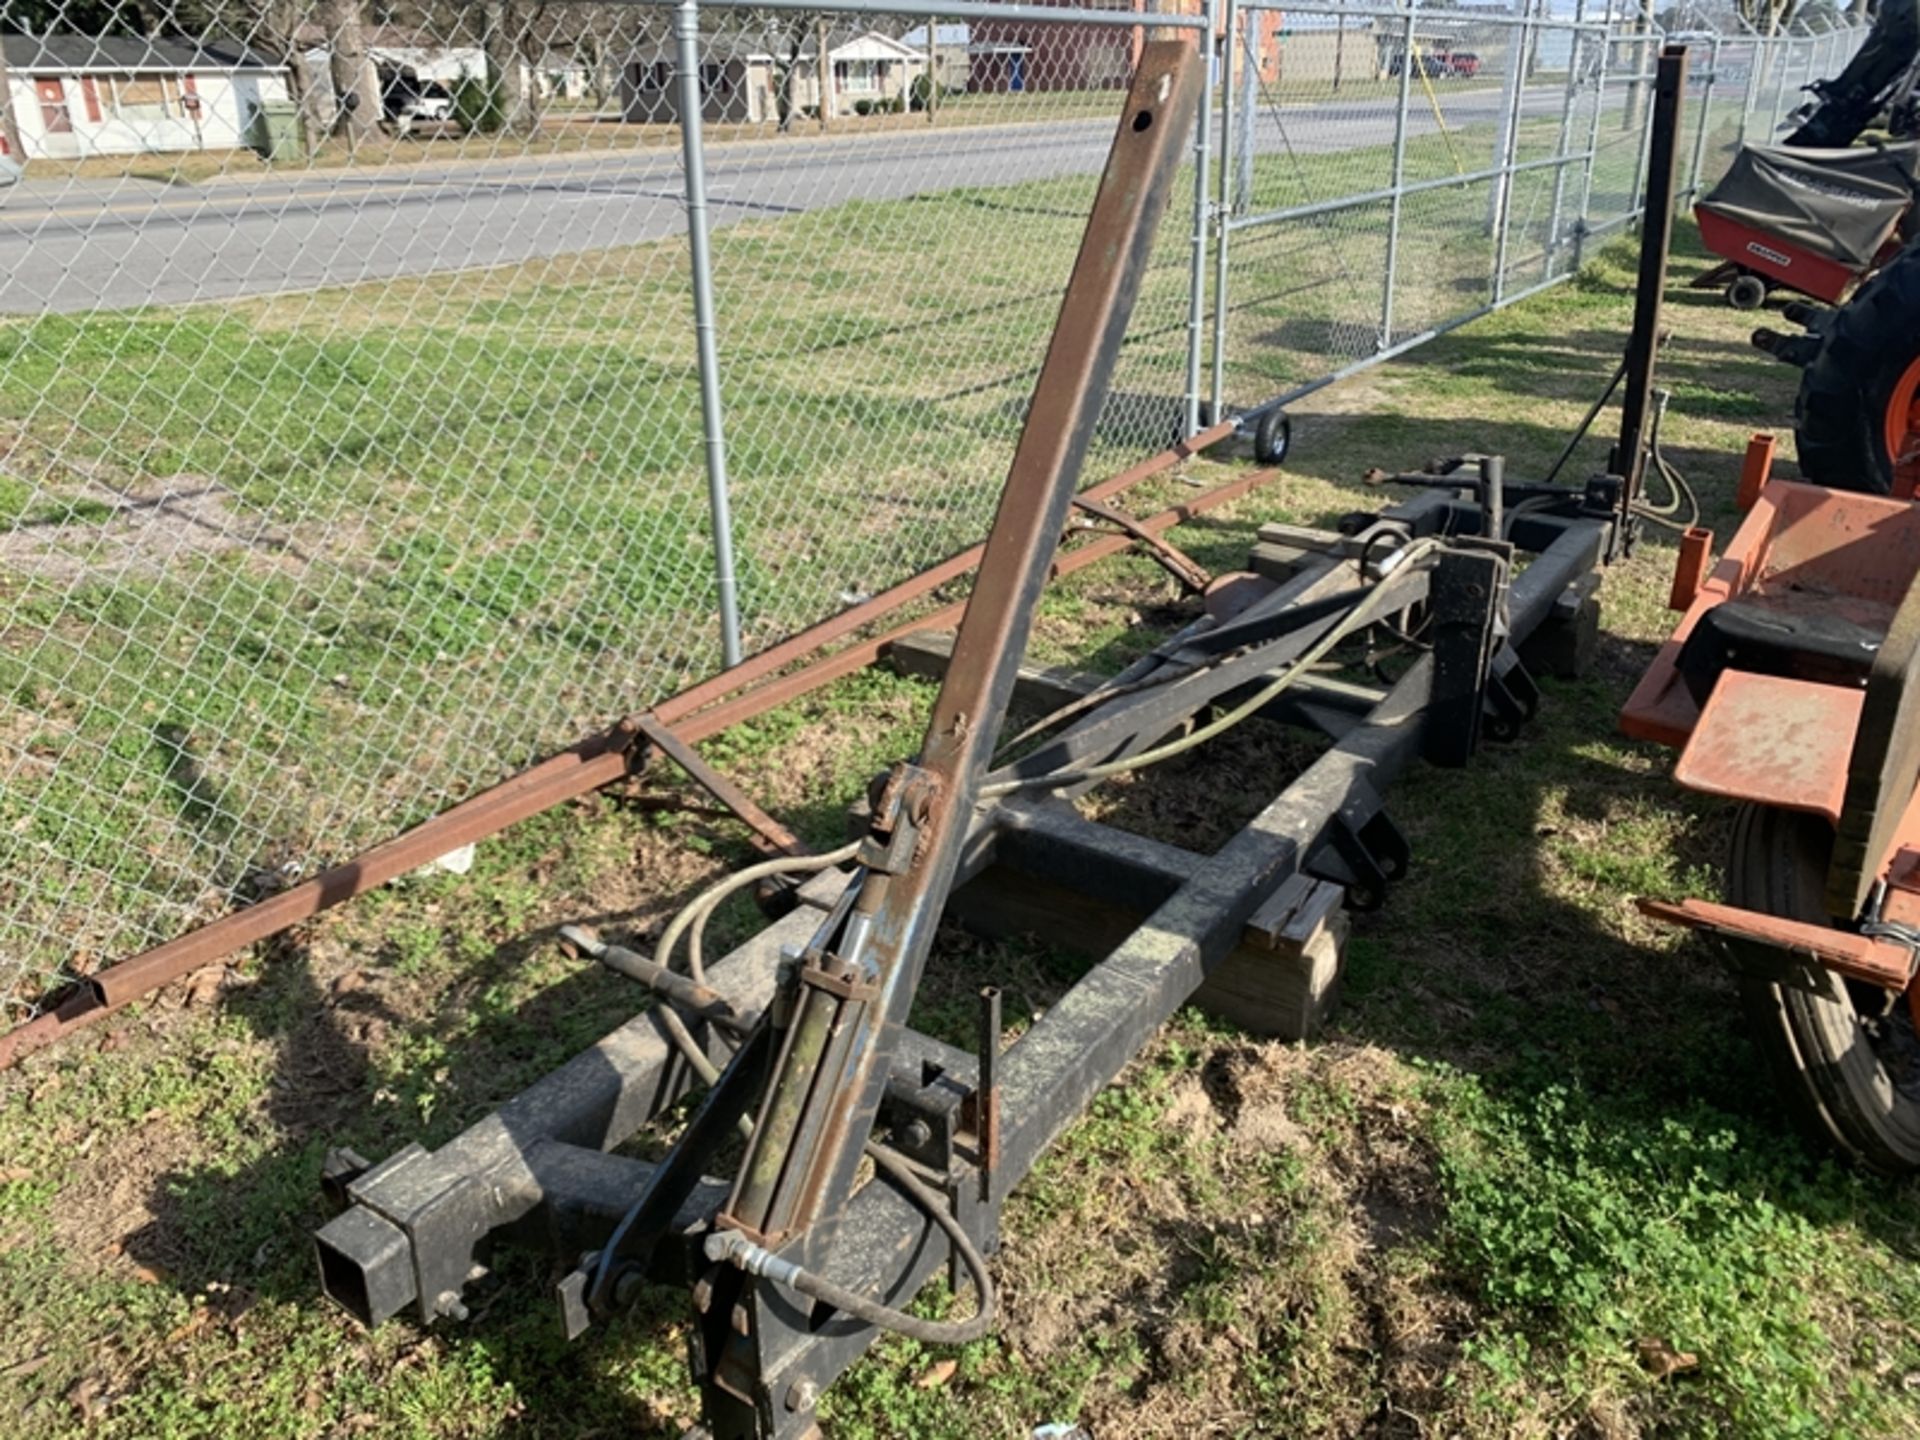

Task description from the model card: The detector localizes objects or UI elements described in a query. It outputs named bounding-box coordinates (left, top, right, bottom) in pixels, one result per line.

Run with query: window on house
left=113, top=75, right=180, bottom=121
left=836, top=59, right=879, bottom=93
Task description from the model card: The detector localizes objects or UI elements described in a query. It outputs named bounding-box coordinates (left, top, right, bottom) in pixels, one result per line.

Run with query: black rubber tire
left=1794, top=242, right=1920, bottom=496
left=1252, top=409, right=1291, bottom=466
left=1727, top=803, right=1920, bottom=1173
left=1726, top=273, right=1769, bottom=311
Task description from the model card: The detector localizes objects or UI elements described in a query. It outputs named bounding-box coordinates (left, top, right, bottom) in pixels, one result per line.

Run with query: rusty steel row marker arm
left=710, top=44, right=1206, bottom=1266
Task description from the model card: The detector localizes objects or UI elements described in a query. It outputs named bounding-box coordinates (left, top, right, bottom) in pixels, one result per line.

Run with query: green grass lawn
left=1, top=220, right=1917, bottom=1438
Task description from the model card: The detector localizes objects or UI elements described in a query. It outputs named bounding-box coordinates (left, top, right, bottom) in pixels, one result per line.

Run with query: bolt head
left=785, top=1377, right=819, bottom=1412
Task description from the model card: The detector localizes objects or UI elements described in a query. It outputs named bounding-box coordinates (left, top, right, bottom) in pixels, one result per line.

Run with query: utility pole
left=925, top=15, right=938, bottom=122
left=1334, top=0, right=1346, bottom=92
left=818, top=16, right=832, bottom=130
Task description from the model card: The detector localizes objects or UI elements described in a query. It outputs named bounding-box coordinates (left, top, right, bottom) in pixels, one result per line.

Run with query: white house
left=820, top=31, right=924, bottom=112
left=621, top=30, right=926, bottom=126
left=2, top=34, right=288, bottom=160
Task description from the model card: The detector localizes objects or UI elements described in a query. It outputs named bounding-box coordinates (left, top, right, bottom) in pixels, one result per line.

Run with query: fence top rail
left=677, top=0, right=1210, bottom=29
left=1234, top=0, right=1606, bottom=30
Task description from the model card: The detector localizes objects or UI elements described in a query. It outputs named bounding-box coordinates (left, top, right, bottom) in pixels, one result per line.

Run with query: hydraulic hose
left=704, top=1139, right=997, bottom=1346
left=979, top=538, right=1442, bottom=798
left=569, top=923, right=998, bottom=1345
left=656, top=841, right=861, bottom=984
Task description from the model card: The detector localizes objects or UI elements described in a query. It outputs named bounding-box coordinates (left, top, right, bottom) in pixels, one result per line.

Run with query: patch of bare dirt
left=1078, top=716, right=1320, bottom=854
left=994, top=1034, right=1467, bottom=1438
left=990, top=1036, right=1466, bottom=1440
left=0, top=477, right=357, bottom=586
left=48, top=1112, right=209, bottom=1275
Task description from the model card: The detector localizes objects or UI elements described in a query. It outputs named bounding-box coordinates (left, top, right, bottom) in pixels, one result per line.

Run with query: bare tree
left=746, top=9, right=820, bottom=133
left=322, top=0, right=381, bottom=145
left=184, top=0, right=330, bottom=152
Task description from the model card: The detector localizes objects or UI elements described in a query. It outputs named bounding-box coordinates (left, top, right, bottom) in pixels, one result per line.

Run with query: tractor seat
left=1676, top=597, right=1884, bottom=706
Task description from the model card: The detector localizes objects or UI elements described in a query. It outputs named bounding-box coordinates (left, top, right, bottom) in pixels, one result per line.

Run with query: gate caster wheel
left=1253, top=409, right=1292, bottom=466
left=1726, top=273, right=1769, bottom=311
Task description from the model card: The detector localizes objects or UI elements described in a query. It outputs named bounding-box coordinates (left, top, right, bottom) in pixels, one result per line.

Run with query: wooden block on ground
left=1256, top=521, right=1347, bottom=553
left=947, top=863, right=1348, bottom=1044
left=1193, top=874, right=1349, bottom=1041
left=1517, top=573, right=1601, bottom=680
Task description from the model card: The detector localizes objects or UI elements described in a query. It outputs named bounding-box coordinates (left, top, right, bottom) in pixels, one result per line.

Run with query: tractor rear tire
left=1794, top=243, right=1920, bottom=496
left=1727, top=802, right=1920, bottom=1173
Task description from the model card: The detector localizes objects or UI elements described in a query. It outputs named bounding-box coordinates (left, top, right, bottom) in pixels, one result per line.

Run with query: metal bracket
left=1069, top=494, right=1213, bottom=594
left=1312, top=795, right=1410, bottom=912
left=1483, top=649, right=1542, bottom=742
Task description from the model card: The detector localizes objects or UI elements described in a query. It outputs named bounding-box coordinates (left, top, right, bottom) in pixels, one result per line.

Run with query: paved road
left=0, top=86, right=1582, bottom=312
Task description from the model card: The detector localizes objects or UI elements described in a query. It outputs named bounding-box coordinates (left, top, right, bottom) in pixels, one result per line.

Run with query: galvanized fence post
left=1737, top=31, right=1757, bottom=146
left=1790, top=31, right=1817, bottom=130
left=1379, top=10, right=1416, bottom=352
left=1682, top=33, right=1717, bottom=201
left=1767, top=36, right=1792, bottom=136
left=1486, top=13, right=1525, bottom=242
left=676, top=0, right=744, bottom=668
left=1490, top=11, right=1532, bottom=304
left=1208, top=0, right=1242, bottom=421
left=1546, top=3, right=1589, bottom=275
left=1235, top=19, right=1255, bottom=213
left=1628, top=27, right=1656, bottom=220
left=1574, top=5, right=1612, bottom=266
left=1183, top=0, right=1220, bottom=437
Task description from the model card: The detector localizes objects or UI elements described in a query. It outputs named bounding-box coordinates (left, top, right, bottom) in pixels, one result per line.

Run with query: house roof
left=901, top=24, right=972, bottom=48
left=829, top=32, right=922, bottom=63
left=2, top=32, right=281, bottom=72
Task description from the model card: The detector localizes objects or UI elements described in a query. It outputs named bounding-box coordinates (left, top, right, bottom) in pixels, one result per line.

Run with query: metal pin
left=976, top=985, right=1001, bottom=1205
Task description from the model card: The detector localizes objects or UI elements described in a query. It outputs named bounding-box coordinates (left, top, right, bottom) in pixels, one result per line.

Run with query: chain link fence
left=1205, top=6, right=1863, bottom=428
left=0, top=0, right=1866, bottom=1014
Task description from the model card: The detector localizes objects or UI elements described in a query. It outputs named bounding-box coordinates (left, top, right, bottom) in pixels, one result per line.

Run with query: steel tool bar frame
left=315, top=483, right=1610, bottom=1439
